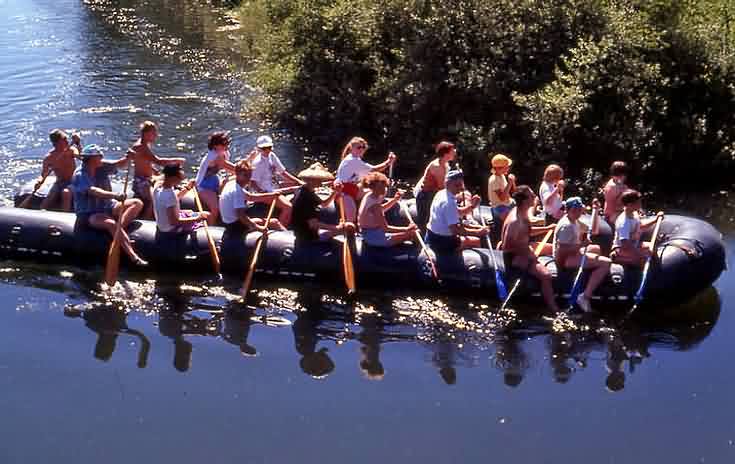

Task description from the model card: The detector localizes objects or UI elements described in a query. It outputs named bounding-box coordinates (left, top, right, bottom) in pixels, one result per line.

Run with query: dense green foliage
left=232, top=0, right=735, bottom=192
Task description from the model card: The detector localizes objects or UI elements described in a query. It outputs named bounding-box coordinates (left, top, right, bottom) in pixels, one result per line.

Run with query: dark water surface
left=0, top=1, right=734, bottom=463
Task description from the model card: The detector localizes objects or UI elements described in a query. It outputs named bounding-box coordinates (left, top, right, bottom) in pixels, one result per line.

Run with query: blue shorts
left=132, top=175, right=152, bottom=200
left=491, top=203, right=514, bottom=218
left=48, top=178, right=71, bottom=197
left=425, top=229, right=460, bottom=254
left=362, top=228, right=390, bottom=247
left=199, top=174, right=220, bottom=194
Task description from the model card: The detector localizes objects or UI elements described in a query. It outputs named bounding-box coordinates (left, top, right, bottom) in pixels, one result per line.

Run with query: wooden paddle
left=627, top=214, right=664, bottom=318
left=478, top=208, right=507, bottom=300
left=192, top=187, right=221, bottom=275
left=566, top=206, right=599, bottom=310
left=500, top=229, right=553, bottom=311
left=19, top=175, right=48, bottom=209
left=338, top=196, right=356, bottom=294
left=400, top=202, right=439, bottom=281
left=240, top=198, right=278, bottom=299
left=104, top=162, right=133, bottom=287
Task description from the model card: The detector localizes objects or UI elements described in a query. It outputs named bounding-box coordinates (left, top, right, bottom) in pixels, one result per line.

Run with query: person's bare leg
left=276, top=196, right=292, bottom=228
left=40, top=189, right=59, bottom=210
left=268, top=218, right=285, bottom=231
left=460, top=236, right=482, bottom=250
left=583, top=256, right=611, bottom=299
left=140, top=186, right=154, bottom=220
left=531, top=262, right=560, bottom=312
left=90, top=214, right=144, bottom=264
left=343, top=196, right=357, bottom=223
left=199, top=190, right=219, bottom=225
left=61, top=188, right=72, bottom=212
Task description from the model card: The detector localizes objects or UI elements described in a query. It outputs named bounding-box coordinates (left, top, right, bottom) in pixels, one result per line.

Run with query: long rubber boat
left=6, top=178, right=726, bottom=305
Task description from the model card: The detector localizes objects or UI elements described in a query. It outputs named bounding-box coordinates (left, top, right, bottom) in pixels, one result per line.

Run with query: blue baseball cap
left=445, top=170, right=464, bottom=183
left=564, top=197, right=585, bottom=210
left=80, top=144, right=104, bottom=158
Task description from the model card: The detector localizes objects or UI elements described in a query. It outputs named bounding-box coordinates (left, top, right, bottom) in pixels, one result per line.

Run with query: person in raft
left=70, top=144, right=147, bottom=266
left=127, top=121, right=186, bottom=220
left=335, top=136, right=396, bottom=222
left=500, top=186, right=559, bottom=312
left=553, top=197, right=611, bottom=312
left=219, top=159, right=285, bottom=238
left=152, top=165, right=210, bottom=236
left=539, top=164, right=566, bottom=225
left=487, top=153, right=516, bottom=223
left=290, top=162, right=355, bottom=244
left=425, top=170, right=489, bottom=254
left=359, top=172, right=416, bottom=247
left=610, top=189, right=664, bottom=266
left=33, top=129, right=79, bottom=211
left=413, top=141, right=457, bottom=231
left=244, top=135, right=302, bottom=227
left=195, top=131, right=237, bottom=225
left=602, top=161, right=630, bottom=226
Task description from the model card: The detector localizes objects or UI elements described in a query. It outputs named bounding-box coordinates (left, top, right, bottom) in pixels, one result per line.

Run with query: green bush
left=233, top=0, right=735, bottom=194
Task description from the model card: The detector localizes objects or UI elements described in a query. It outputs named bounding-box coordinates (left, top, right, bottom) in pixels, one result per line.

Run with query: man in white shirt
left=425, top=170, right=488, bottom=254
left=219, top=160, right=285, bottom=236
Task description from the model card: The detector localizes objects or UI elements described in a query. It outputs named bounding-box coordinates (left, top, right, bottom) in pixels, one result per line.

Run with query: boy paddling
left=127, top=121, right=186, bottom=220
left=35, top=129, right=79, bottom=211
left=611, top=190, right=664, bottom=266
left=413, top=141, right=456, bottom=232
left=500, top=186, right=559, bottom=312
left=153, top=165, right=210, bottom=235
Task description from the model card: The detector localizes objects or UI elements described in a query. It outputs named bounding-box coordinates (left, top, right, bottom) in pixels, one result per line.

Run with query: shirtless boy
left=36, top=129, right=79, bottom=211
left=127, top=121, right=186, bottom=219
left=359, top=172, right=416, bottom=247
left=413, top=141, right=456, bottom=231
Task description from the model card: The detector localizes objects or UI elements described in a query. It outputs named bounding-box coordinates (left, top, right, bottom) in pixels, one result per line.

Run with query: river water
left=0, top=0, right=734, bottom=463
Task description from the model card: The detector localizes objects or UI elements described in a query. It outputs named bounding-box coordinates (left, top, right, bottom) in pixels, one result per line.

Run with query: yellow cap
left=490, top=154, right=513, bottom=169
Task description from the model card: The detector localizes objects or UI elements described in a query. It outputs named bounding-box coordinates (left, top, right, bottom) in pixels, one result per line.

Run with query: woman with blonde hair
left=335, top=136, right=396, bottom=222
left=539, top=164, right=565, bottom=225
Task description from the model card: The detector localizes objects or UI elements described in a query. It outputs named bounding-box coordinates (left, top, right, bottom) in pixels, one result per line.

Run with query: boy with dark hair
left=36, top=129, right=79, bottom=211
left=603, top=161, right=629, bottom=225
left=611, top=190, right=663, bottom=266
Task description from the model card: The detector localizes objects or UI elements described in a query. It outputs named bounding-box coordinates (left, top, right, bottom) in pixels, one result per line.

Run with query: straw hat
left=298, top=162, right=334, bottom=181
left=490, top=153, right=513, bottom=168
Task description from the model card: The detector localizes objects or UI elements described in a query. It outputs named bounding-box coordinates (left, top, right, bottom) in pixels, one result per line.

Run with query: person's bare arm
left=282, top=170, right=305, bottom=186
left=641, top=212, right=664, bottom=229
left=382, top=192, right=401, bottom=212
left=236, top=208, right=265, bottom=231
left=245, top=191, right=280, bottom=202
left=89, top=186, right=123, bottom=200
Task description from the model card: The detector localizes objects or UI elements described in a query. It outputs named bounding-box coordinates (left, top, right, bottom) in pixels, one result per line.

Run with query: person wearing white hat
left=70, top=144, right=147, bottom=266
left=243, top=135, right=301, bottom=228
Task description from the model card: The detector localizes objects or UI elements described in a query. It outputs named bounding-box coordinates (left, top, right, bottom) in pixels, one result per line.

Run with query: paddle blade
left=206, top=232, right=221, bottom=275
left=342, top=239, right=356, bottom=294
left=495, top=269, right=508, bottom=300
left=104, top=236, right=122, bottom=286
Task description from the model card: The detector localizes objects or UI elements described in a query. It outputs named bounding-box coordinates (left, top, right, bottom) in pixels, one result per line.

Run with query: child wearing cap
left=426, top=170, right=489, bottom=254
left=358, top=172, right=416, bottom=247
left=487, top=153, right=516, bottom=223
left=71, top=144, right=146, bottom=266
left=500, top=185, right=559, bottom=312
left=553, top=197, right=610, bottom=312
left=335, top=136, right=396, bottom=222
left=603, top=161, right=629, bottom=226
left=291, top=162, right=354, bottom=243
left=413, top=141, right=456, bottom=232
left=127, top=121, right=186, bottom=220
left=611, top=190, right=664, bottom=266
left=539, top=164, right=565, bottom=225
left=153, top=164, right=209, bottom=235
left=194, top=131, right=237, bottom=225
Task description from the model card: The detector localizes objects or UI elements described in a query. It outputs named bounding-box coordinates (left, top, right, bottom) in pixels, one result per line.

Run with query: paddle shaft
left=338, top=196, right=356, bottom=294
left=629, top=215, right=664, bottom=315
left=192, top=187, right=221, bottom=274
left=19, top=174, right=48, bottom=209
left=104, top=161, right=133, bottom=286
left=401, top=202, right=439, bottom=281
left=567, top=207, right=599, bottom=308
left=500, top=229, right=553, bottom=311
left=241, top=198, right=278, bottom=298
left=478, top=206, right=508, bottom=300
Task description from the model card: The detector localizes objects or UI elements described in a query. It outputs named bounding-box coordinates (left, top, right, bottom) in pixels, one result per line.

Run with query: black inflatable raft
left=0, top=198, right=725, bottom=305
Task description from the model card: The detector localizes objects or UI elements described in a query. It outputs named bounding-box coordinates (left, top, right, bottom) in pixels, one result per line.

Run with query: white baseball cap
left=256, top=135, right=274, bottom=148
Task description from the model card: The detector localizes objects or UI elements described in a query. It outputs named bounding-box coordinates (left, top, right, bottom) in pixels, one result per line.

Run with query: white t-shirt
left=153, top=186, right=179, bottom=232
left=613, top=212, right=641, bottom=249
left=540, top=181, right=563, bottom=218
left=219, top=180, right=249, bottom=225
left=487, top=174, right=511, bottom=207
left=195, top=150, right=229, bottom=187
left=427, top=189, right=460, bottom=236
left=250, top=151, right=285, bottom=192
left=553, top=215, right=588, bottom=259
left=336, top=154, right=374, bottom=184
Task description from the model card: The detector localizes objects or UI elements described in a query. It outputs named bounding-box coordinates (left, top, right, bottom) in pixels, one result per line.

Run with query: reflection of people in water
left=358, top=313, right=385, bottom=381
left=549, top=332, right=574, bottom=384
left=64, top=305, right=150, bottom=368
left=432, top=339, right=458, bottom=385
left=494, top=333, right=528, bottom=388
left=158, top=308, right=222, bottom=373
left=223, top=309, right=257, bottom=357
left=292, top=306, right=334, bottom=379
left=605, top=333, right=628, bottom=392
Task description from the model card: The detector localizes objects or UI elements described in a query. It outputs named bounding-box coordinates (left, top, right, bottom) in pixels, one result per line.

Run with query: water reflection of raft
left=0, top=197, right=725, bottom=305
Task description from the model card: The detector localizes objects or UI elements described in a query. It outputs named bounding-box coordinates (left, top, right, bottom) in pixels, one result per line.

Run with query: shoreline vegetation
left=225, top=0, right=735, bottom=196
